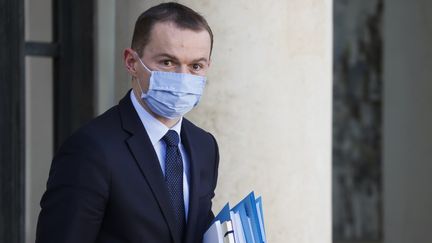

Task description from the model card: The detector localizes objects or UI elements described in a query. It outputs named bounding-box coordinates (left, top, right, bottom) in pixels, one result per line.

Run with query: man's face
left=127, top=21, right=212, bottom=92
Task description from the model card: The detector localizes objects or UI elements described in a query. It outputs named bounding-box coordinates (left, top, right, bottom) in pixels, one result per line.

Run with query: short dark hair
left=131, top=2, right=213, bottom=57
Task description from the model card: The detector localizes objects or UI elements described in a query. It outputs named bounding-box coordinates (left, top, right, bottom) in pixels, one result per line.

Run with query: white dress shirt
left=130, top=91, right=190, bottom=221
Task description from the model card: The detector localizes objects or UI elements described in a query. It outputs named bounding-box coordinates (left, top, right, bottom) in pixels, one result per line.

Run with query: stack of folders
left=203, top=192, right=266, bottom=243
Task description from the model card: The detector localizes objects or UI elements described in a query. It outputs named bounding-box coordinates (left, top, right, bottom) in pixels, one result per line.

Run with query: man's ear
left=123, top=48, right=138, bottom=76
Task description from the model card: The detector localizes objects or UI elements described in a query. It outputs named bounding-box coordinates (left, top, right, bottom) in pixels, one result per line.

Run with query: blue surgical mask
left=135, top=53, right=207, bottom=119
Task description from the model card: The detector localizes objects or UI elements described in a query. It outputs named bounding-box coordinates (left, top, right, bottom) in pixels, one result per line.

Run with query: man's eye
left=192, top=63, right=202, bottom=71
left=162, top=60, right=172, bottom=66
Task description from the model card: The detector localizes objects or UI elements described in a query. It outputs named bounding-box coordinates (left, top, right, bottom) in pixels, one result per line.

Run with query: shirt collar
left=130, top=90, right=182, bottom=146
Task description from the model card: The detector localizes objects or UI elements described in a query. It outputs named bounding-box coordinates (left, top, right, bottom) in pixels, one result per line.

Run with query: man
left=36, top=2, right=219, bottom=243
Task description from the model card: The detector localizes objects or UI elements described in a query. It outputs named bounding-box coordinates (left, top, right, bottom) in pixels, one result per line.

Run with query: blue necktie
left=162, top=130, right=186, bottom=239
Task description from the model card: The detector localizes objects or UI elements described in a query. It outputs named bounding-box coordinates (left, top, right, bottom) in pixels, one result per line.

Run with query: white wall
left=109, top=1, right=333, bottom=242
left=383, top=0, right=432, bottom=242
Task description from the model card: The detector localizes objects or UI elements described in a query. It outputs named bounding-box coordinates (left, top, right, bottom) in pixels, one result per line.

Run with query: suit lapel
left=181, top=122, right=201, bottom=243
left=119, top=93, right=182, bottom=243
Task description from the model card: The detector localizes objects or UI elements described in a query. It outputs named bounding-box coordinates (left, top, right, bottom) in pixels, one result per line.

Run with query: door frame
left=0, top=0, right=95, bottom=242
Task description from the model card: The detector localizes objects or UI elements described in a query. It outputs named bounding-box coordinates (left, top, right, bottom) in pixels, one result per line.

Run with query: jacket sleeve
left=35, top=132, right=110, bottom=243
left=205, top=132, right=220, bottom=229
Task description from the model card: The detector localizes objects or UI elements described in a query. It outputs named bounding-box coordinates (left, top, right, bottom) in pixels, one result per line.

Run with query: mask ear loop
left=133, top=51, right=152, bottom=73
left=132, top=51, right=151, bottom=98
left=136, top=76, right=148, bottom=98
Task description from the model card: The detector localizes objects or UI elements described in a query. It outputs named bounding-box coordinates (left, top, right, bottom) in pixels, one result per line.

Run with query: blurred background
left=0, top=0, right=431, bottom=243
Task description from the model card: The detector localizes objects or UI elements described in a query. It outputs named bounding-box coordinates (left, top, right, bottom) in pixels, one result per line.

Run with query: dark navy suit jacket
left=36, top=92, right=219, bottom=243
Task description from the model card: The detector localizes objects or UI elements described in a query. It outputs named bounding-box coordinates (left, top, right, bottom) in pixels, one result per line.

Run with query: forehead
left=143, top=22, right=211, bottom=61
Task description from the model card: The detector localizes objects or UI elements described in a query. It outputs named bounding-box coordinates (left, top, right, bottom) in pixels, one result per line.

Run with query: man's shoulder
left=182, top=118, right=218, bottom=150
left=58, top=104, right=124, bottom=151
left=82, top=105, right=122, bottom=136
left=182, top=118, right=213, bottom=137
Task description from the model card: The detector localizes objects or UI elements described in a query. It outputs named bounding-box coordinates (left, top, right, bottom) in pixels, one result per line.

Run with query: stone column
left=383, top=0, right=432, bottom=242
left=114, top=1, right=333, bottom=242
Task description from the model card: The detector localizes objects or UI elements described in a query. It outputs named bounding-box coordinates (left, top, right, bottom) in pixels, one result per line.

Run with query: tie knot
left=162, top=130, right=179, bottom=146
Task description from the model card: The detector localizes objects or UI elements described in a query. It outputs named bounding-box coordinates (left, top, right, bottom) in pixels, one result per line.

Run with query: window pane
left=25, top=56, right=53, bottom=243
left=25, top=0, right=52, bottom=42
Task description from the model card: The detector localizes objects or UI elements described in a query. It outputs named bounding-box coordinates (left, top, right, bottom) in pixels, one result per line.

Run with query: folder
left=203, top=220, right=235, bottom=243
left=203, top=220, right=224, bottom=243
left=255, top=197, right=266, bottom=242
left=203, top=192, right=267, bottom=243
left=212, top=203, right=231, bottom=225
left=230, top=211, right=246, bottom=243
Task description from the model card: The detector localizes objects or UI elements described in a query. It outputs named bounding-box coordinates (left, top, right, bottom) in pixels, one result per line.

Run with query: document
left=203, top=192, right=267, bottom=243
left=203, top=220, right=235, bottom=243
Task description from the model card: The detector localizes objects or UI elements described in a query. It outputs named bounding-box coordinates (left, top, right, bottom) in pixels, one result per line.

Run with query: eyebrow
left=191, top=57, right=209, bottom=63
left=154, top=53, right=209, bottom=63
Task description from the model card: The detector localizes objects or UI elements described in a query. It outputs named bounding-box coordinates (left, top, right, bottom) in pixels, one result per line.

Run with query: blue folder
left=204, top=192, right=266, bottom=243
left=212, top=203, right=231, bottom=225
